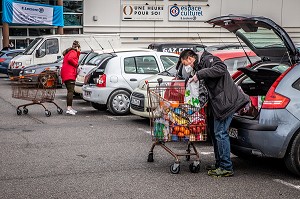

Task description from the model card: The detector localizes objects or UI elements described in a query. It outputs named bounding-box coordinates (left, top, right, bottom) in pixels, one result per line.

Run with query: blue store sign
left=2, top=0, right=64, bottom=26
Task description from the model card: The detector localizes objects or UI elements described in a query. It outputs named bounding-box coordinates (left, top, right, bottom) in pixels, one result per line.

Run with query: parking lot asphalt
left=0, top=74, right=299, bottom=199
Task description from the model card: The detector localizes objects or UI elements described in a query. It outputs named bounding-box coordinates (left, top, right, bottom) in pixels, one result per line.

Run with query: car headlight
left=24, top=69, right=36, bottom=74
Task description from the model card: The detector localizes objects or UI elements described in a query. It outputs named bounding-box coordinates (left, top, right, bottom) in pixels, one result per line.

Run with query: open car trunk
left=235, top=62, right=290, bottom=118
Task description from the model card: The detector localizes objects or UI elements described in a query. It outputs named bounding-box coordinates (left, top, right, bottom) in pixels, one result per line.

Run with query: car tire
left=91, top=102, right=107, bottom=111
left=284, top=132, right=300, bottom=176
left=107, top=90, right=130, bottom=115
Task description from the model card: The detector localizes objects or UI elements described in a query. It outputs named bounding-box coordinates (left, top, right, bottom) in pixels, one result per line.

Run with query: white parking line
left=106, top=116, right=118, bottom=121
left=138, top=128, right=151, bottom=135
left=274, top=179, right=300, bottom=191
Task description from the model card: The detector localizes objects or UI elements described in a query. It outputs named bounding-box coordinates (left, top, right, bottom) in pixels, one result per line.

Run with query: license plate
left=131, top=98, right=140, bottom=106
left=85, top=91, right=91, bottom=97
left=229, top=128, right=238, bottom=138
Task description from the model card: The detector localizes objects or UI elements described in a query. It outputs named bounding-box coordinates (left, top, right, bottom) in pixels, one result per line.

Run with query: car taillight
left=0, top=58, right=5, bottom=62
left=84, top=73, right=91, bottom=84
left=96, top=74, right=106, bottom=87
left=262, top=67, right=292, bottom=109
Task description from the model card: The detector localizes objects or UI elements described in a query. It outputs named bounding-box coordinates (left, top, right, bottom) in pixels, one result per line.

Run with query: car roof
left=148, top=42, right=205, bottom=46
left=107, top=50, right=179, bottom=57
left=206, top=49, right=257, bottom=61
left=92, top=48, right=153, bottom=54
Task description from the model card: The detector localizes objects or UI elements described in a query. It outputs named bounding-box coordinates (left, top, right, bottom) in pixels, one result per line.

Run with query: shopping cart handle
left=157, top=78, right=163, bottom=85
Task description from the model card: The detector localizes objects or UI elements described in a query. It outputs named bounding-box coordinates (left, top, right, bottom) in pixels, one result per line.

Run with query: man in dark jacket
left=180, top=49, right=250, bottom=177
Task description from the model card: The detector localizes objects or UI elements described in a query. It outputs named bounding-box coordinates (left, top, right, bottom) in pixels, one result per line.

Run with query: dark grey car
left=19, top=51, right=90, bottom=87
left=207, top=15, right=300, bottom=176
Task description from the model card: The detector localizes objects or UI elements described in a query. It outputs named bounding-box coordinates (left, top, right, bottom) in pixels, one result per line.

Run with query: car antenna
left=93, top=36, right=104, bottom=50
left=108, top=40, right=116, bottom=53
left=197, top=33, right=206, bottom=51
left=84, top=38, right=94, bottom=52
left=236, top=35, right=252, bottom=66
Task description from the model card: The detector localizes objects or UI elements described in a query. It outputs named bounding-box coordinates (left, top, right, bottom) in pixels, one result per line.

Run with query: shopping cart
left=147, top=79, right=207, bottom=174
left=11, top=71, right=63, bottom=117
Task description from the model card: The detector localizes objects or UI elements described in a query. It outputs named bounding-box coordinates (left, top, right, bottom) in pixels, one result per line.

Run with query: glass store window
left=10, top=28, right=27, bottom=36
left=29, top=28, right=52, bottom=36
left=63, top=0, right=83, bottom=13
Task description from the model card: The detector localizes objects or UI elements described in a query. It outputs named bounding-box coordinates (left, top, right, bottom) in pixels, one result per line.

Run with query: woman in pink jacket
left=60, top=41, right=81, bottom=115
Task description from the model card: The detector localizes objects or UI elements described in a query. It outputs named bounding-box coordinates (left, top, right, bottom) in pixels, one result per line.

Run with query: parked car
left=82, top=50, right=179, bottom=115
left=148, top=42, right=206, bottom=54
left=207, top=14, right=300, bottom=176
left=75, top=49, right=153, bottom=96
left=18, top=51, right=90, bottom=87
left=0, top=49, right=24, bottom=75
left=130, top=49, right=260, bottom=118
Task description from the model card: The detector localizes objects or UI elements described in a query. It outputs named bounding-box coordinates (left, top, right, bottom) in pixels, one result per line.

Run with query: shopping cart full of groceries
left=147, top=78, right=208, bottom=174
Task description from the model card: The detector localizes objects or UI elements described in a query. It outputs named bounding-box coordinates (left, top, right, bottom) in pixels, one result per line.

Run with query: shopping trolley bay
left=0, top=74, right=299, bottom=199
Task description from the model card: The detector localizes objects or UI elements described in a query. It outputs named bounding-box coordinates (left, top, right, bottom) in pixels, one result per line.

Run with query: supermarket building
left=1, top=0, right=300, bottom=49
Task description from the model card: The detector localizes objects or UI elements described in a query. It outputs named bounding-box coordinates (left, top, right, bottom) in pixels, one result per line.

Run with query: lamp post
left=57, top=0, right=64, bottom=35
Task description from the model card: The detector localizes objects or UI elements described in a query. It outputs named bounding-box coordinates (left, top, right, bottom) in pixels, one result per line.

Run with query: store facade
left=1, top=0, right=300, bottom=49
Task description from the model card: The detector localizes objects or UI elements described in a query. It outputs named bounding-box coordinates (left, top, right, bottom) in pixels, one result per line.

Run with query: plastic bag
left=185, top=80, right=200, bottom=107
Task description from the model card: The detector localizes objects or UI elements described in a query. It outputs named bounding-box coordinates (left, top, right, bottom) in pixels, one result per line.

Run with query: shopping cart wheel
left=23, top=108, right=28, bottom=114
left=170, top=163, right=180, bottom=174
left=17, top=109, right=22, bottom=115
left=189, top=161, right=200, bottom=173
left=45, top=110, right=51, bottom=117
left=147, top=152, right=154, bottom=162
left=57, top=108, right=63, bottom=114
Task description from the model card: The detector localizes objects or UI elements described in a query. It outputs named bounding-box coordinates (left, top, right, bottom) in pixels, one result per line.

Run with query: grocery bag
left=185, top=80, right=200, bottom=107
left=164, top=78, right=185, bottom=103
left=185, top=79, right=208, bottom=108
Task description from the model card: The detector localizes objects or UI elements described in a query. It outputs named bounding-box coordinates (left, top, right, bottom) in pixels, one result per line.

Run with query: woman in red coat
left=60, top=40, right=81, bottom=115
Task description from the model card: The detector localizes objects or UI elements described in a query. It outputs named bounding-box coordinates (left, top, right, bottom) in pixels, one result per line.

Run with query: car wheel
left=284, top=132, right=300, bottom=176
left=107, top=90, right=130, bottom=115
left=91, top=102, right=107, bottom=111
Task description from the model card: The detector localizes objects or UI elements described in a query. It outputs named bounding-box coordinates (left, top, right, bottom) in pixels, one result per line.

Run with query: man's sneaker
left=207, top=168, right=234, bottom=177
left=66, top=109, right=76, bottom=115
left=206, top=164, right=217, bottom=171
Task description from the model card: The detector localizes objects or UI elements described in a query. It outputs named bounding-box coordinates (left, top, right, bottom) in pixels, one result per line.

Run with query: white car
left=82, top=50, right=179, bottom=115
left=130, top=66, right=178, bottom=118
left=75, top=49, right=153, bottom=96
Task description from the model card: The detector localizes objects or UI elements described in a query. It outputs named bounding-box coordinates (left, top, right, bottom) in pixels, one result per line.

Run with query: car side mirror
left=36, top=49, right=45, bottom=58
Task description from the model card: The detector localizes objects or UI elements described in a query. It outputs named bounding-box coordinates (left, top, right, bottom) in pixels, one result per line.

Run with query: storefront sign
left=169, top=5, right=208, bottom=21
left=2, top=0, right=64, bottom=26
left=122, top=4, right=164, bottom=21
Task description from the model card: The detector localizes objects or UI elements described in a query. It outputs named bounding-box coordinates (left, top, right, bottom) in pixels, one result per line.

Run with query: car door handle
left=130, top=78, right=137, bottom=81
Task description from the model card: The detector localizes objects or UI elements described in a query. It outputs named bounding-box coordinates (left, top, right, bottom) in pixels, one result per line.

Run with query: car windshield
left=237, top=27, right=285, bottom=49
left=23, top=38, right=43, bottom=55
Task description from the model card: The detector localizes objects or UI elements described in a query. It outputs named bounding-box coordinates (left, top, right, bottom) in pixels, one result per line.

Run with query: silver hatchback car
left=82, top=50, right=179, bottom=115
left=207, top=15, right=300, bottom=176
